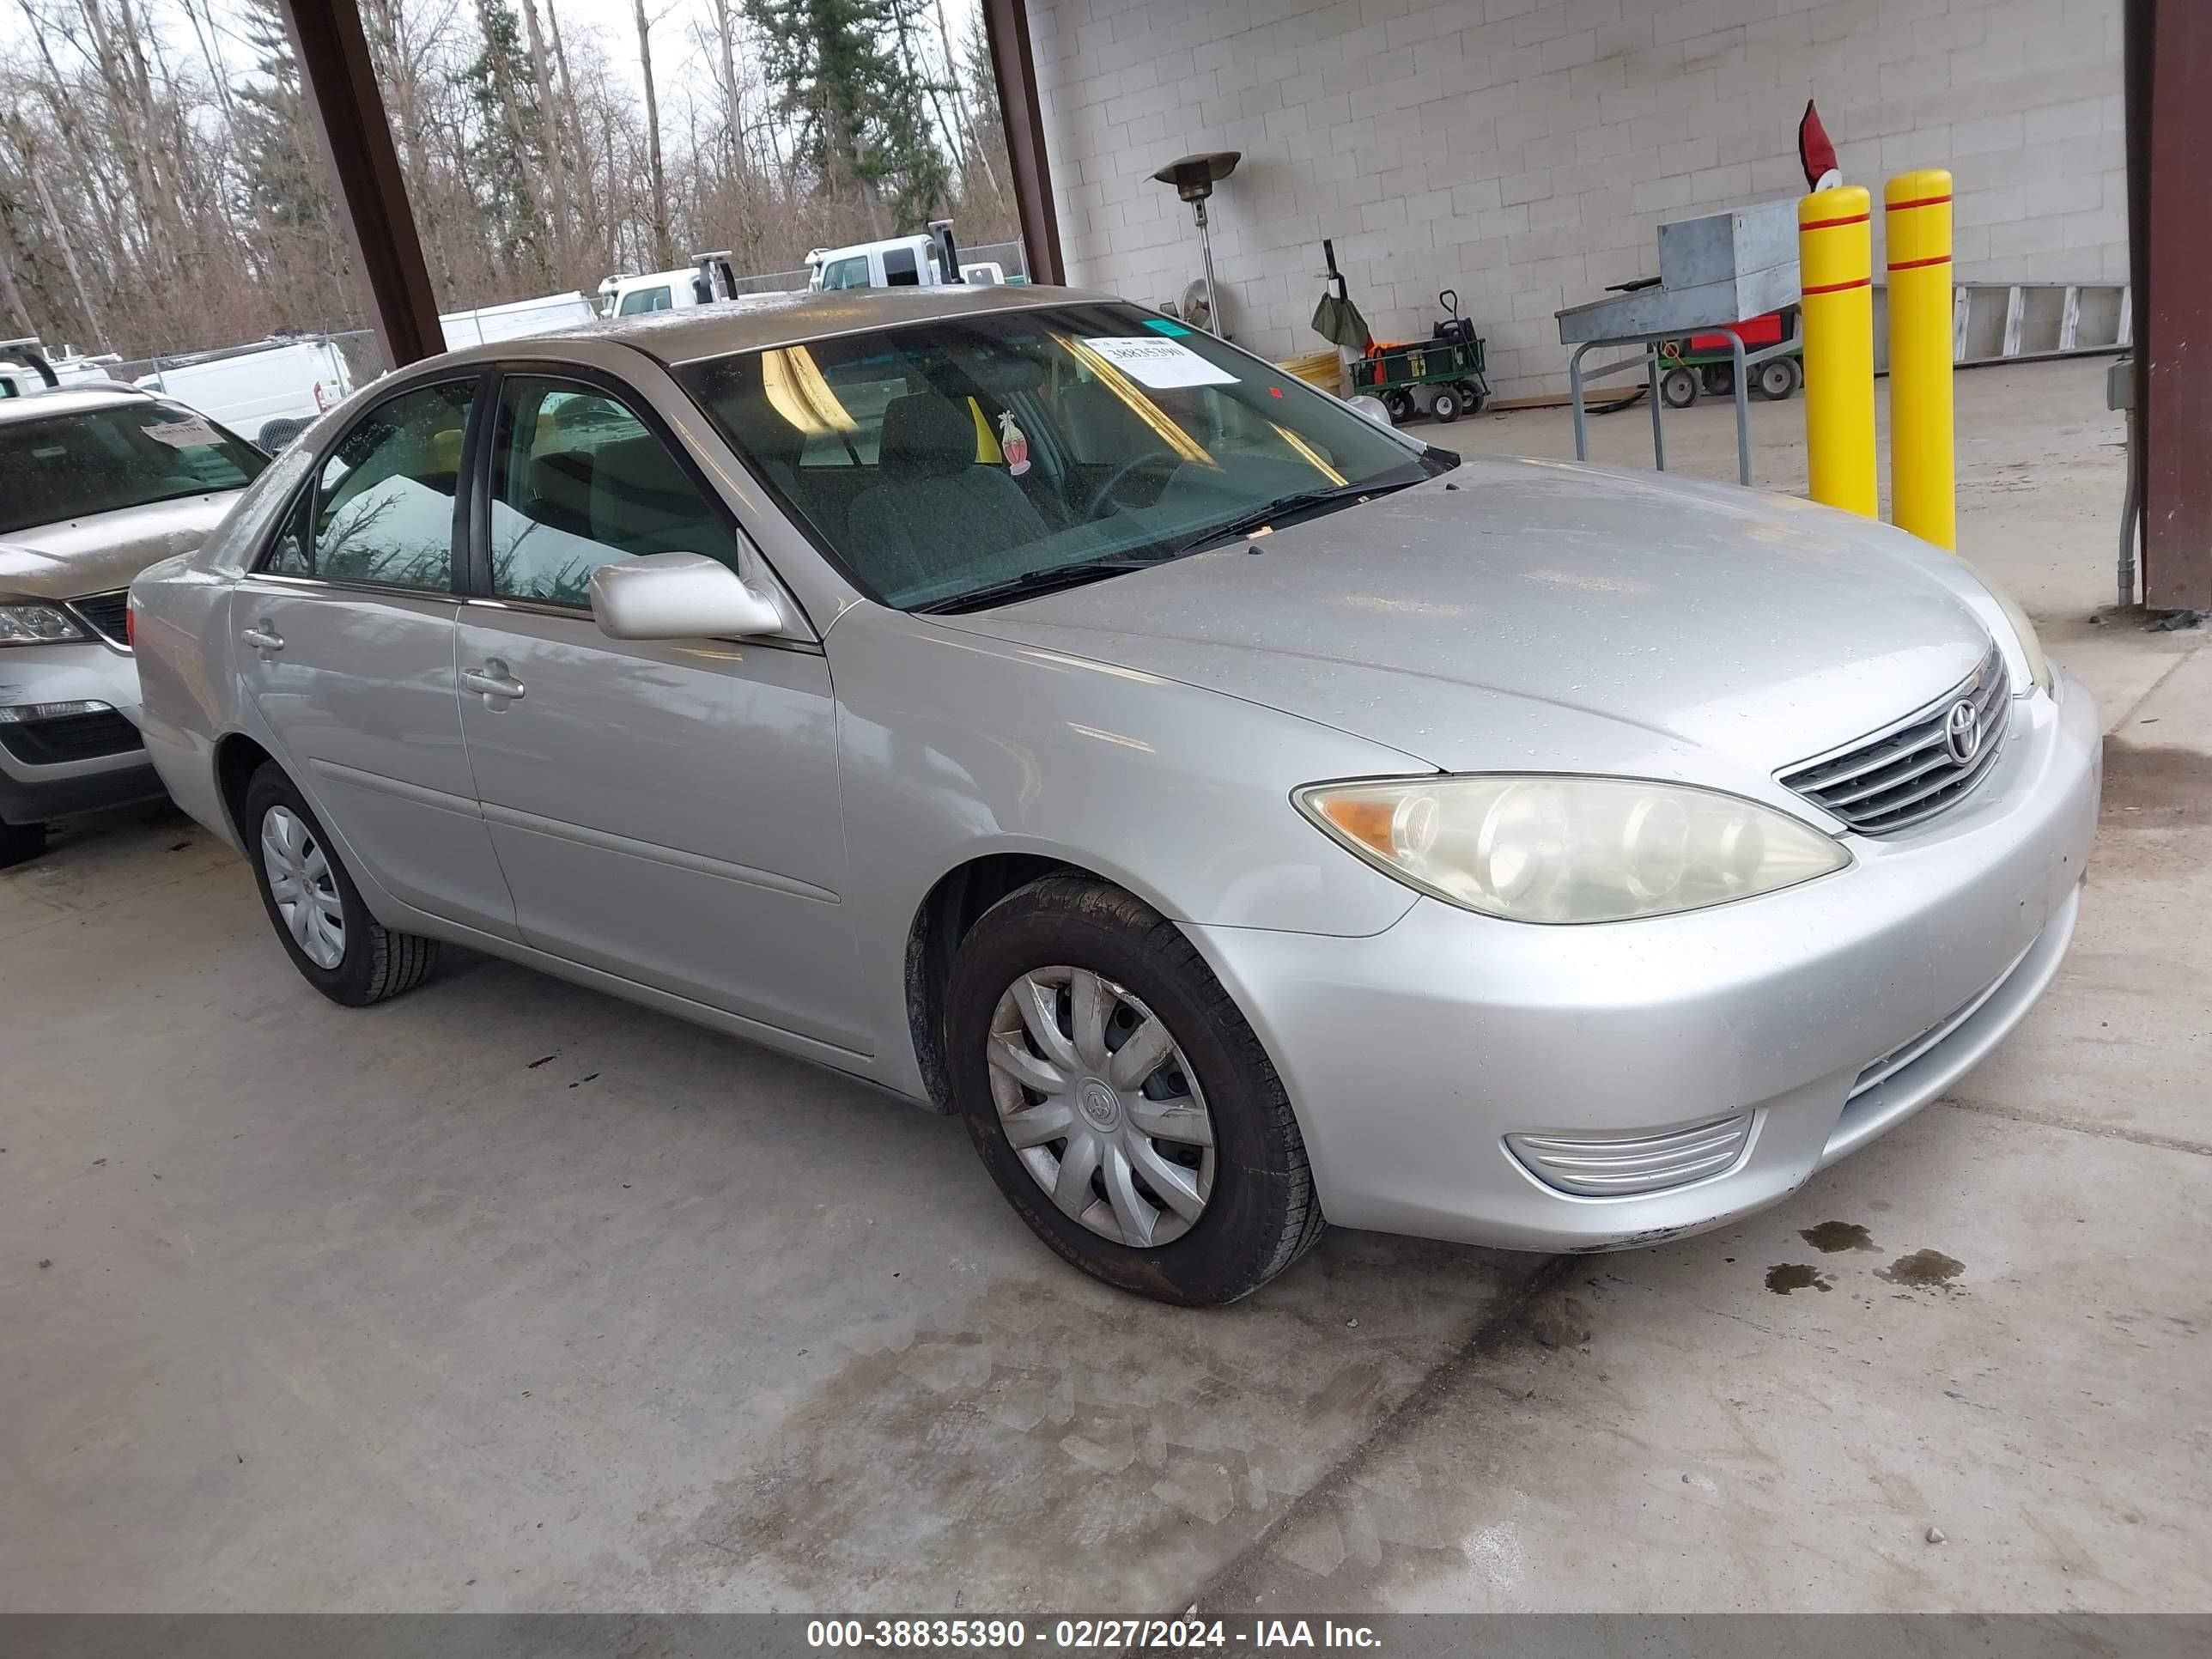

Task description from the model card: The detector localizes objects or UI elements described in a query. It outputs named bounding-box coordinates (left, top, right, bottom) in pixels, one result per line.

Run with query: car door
left=233, top=375, right=519, bottom=941
left=453, top=370, right=865, bottom=1052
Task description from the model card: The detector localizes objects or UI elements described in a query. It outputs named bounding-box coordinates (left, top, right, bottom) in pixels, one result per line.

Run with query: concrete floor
left=2, top=357, right=2203, bottom=1613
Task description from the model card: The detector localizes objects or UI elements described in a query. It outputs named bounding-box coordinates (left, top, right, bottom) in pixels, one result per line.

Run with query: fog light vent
left=1507, top=1113, right=1753, bottom=1197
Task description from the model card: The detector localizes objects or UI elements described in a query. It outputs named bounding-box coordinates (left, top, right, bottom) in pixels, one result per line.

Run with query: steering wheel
left=1085, top=448, right=1179, bottom=520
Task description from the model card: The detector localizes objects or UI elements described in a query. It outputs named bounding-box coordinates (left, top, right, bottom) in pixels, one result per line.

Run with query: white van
left=441, top=291, right=597, bottom=349
left=136, top=336, right=353, bottom=452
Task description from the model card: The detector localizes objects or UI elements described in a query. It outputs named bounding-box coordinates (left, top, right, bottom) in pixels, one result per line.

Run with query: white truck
left=135, top=336, right=353, bottom=452
left=1, top=339, right=129, bottom=399
left=807, top=223, right=982, bottom=291
left=440, top=290, right=597, bottom=349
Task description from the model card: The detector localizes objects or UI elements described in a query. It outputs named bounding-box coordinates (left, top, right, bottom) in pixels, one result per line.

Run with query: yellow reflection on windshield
left=1053, top=334, right=1216, bottom=468
left=1269, top=423, right=1346, bottom=485
left=761, top=346, right=858, bottom=436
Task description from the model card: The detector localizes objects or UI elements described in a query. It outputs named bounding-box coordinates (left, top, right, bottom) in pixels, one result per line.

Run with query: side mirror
left=1346, top=394, right=1394, bottom=430
left=588, top=552, right=784, bottom=641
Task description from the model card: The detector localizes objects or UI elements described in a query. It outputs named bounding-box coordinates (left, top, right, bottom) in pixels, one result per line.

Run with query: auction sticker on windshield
left=143, top=416, right=225, bottom=449
left=1081, top=336, right=1237, bottom=389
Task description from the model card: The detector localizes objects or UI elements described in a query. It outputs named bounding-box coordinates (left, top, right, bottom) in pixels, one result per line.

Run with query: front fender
left=827, top=606, right=1426, bottom=1098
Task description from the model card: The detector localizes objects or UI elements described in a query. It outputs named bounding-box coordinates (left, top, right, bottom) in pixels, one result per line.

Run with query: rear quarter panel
left=131, top=446, right=313, bottom=849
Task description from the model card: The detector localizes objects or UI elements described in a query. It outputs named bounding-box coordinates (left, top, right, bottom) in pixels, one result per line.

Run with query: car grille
left=0, top=709, right=145, bottom=765
left=1506, top=1111, right=1755, bottom=1197
left=65, top=588, right=131, bottom=649
left=1778, top=641, right=2010, bottom=834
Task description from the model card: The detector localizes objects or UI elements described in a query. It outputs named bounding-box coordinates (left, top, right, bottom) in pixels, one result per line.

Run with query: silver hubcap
left=260, top=805, right=346, bottom=970
left=987, top=966, right=1216, bottom=1248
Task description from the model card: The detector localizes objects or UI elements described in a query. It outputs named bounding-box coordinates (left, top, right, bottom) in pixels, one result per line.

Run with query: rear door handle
left=240, top=621, right=284, bottom=653
left=460, top=661, right=526, bottom=702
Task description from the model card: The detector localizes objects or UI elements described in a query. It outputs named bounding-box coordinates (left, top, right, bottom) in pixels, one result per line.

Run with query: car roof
left=0, top=383, right=155, bottom=425
left=441, top=283, right=1121, bottom=368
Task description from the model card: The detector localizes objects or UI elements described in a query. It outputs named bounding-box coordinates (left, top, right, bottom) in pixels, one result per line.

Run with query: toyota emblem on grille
left=1942, top=697, right=1982, bottom=766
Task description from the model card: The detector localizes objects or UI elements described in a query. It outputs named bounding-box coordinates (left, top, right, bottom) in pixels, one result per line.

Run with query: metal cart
left=1346, top=289, right=1492, bottom=424
left=1656, top=308, right=1803, bottom=408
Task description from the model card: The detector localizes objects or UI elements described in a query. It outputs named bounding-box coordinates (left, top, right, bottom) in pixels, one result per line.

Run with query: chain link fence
left=105, top=237, right=1036, bottom=401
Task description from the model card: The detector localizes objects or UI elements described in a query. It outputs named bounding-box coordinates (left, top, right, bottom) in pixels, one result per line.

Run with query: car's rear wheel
left=945, top=876, right=1324, bottom=1305
left=243, top=763, right=437, bottom=1006
left=0, top=818, right=46, bottom=870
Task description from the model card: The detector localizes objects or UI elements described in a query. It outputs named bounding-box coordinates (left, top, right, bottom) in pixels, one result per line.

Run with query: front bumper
left=1189, top=665, right=2102, bottom=1252
left=0, top=641, right=161, bottom=825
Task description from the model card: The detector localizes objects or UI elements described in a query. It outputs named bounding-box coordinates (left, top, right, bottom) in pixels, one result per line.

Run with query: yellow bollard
left=1885, top=169, right=1956, bottom=549
left=1797, top=185, right=1879, bottom=518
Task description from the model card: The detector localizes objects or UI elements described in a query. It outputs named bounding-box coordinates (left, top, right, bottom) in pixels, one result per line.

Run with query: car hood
left=935, top=458, right=1998, bottom=776
left=0, top=493, right=238, bottom=600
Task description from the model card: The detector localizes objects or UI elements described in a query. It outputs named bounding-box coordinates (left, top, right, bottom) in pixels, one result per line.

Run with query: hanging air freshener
left=998, top=410, right=1030, bottom=477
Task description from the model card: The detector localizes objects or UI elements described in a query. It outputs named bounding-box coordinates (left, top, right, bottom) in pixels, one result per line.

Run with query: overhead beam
left=2133, top=0, right=2212, bottom=611
left=981, top=0, right=1066, bottom=287
left=278, top=0, right=443, bottom=368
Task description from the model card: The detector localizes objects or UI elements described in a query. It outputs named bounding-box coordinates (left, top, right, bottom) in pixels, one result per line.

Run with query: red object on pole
left=1798, top=100, right=1839, bottom=191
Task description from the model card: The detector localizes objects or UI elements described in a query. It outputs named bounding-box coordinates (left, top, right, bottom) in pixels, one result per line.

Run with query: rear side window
left=487, top=377, right=742, bottom=606
left=262, top=380, right=472, bottom=591
left=883, top=247, right=920, bottom=286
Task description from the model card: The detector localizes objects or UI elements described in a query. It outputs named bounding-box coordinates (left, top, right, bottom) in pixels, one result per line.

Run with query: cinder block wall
left=1028, top=0, right=2126, bottom=397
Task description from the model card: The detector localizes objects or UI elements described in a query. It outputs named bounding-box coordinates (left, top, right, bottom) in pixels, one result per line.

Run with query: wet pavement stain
left=669, top=1234, right=1531, bottom=1606
left=1878, top=1249, right=1966, bottom=1290
left=1765, top=1264, right=1833, bottom=1294
left=1800, top=1220, right=1879, bottom=1254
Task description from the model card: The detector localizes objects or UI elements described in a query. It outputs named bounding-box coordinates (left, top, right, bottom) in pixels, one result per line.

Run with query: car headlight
left=1296, top=775, right=1850, bottom=924
left=1954, top=557, right=2051, bottom=694
left=0, top=602, right=91, bottom=646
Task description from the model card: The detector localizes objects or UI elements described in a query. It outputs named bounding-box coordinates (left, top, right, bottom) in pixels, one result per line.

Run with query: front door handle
left=240, top=620, right=284, bottom=654
left=460, top=660, right=526, bottom=702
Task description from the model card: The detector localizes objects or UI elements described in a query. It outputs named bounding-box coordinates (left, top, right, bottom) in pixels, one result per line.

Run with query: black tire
left=242, top=763, right=438, bottom=1006
left=1700, top=363, right=1734, bottom=397
left=1431, top=386, right=1462, bottom=423
left=1455, top=380, right=1486, bottom=414
left=1661, top=366, right=1699, bottom=409
left=1381, top=389, right=1413, bottom=424
left=945, top=876, right=1324, bottom=1306
left=0, top=818, right=47, bottom=870
left=1755, top=357, right=1801, bottom=401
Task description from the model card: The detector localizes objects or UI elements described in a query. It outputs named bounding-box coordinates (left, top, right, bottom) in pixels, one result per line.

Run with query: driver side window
left=487, top=378, right=744, bottom=607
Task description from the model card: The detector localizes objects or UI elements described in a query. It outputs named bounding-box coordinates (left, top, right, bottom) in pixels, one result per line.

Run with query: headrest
left=720, top=391, right=809, bottom=466
left=878, top=393, right=976, bottom=482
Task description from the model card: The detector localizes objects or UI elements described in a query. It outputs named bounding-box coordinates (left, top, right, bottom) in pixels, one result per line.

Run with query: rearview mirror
left=588, top=552, right=784, bottom=641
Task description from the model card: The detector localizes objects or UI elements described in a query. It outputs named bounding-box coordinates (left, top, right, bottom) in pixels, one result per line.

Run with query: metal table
left=1556, top=201, right=1804, bottom=486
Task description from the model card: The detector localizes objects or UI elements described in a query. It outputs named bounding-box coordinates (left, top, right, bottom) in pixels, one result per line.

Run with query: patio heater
left=1152, top=151, right=1241, bottom=337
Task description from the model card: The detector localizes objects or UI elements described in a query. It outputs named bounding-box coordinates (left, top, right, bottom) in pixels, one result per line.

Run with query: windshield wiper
left=916, top=556, right=1166, bottom=616
left=1165, top=474, right=1428, bottom=557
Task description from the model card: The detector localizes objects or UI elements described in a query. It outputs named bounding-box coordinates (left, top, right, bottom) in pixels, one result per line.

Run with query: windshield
left=676, top=302, right=1444, bottom=611
left=1, top=400, right=268, bottom=534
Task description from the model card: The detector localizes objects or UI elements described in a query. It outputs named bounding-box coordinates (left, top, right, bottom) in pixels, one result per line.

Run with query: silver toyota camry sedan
left=130, top=288, right=2099, bottom=1304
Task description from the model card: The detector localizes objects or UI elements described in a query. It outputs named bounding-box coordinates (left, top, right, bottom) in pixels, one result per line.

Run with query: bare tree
left=633, top=0, right=672, bottom=268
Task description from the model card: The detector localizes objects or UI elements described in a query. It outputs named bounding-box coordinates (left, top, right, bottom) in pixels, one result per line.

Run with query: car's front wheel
left=945, top=876, right=1324, bottom=1305
left=243, top=763, right=438, bottom=1006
